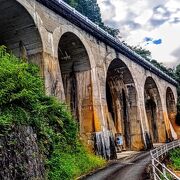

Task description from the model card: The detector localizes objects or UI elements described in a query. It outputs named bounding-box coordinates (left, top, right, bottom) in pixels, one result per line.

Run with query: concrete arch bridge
left=0, top=0, right=179, bottom=158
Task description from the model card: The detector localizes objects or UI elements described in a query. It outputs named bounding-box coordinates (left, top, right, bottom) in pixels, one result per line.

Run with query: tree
left=125, top=44, right=151, bottom=61
left=64, top=0, right=77, bottom=7
left=175, top=64, right=180, bottom=82
left=63, top=0, right=120, bottom=37
left=124, top=43, right=177, bottom=79
left=64, top=0, right=103, bottom=25
left=103, top=25, right=120, bottom=38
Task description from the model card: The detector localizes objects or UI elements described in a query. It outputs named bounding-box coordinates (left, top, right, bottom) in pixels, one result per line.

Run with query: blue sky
left=97, top=0, right=180, bottom=68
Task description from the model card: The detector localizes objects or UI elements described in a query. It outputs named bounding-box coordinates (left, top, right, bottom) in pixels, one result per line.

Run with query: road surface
left=81, top=152, right=151, bottom=180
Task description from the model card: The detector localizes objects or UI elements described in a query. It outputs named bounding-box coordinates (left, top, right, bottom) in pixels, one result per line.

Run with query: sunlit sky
left=97, top=0, right=180, bottom=68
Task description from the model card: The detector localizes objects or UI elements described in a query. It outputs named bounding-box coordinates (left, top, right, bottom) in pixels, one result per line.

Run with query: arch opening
left=166, top=87, right=180, bottom=139
left=166, top=87, right=176, bottom=124
left=106, top=58, right=141, bottom=150
left=58, top=32, right=94, bottom=134
left=0, top=0, right=42, bottom=60
left=144, top=77, right=166, bottom=143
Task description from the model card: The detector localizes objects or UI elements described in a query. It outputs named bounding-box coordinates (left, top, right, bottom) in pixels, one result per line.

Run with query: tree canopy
left=63, top=0, right=119, bottom=37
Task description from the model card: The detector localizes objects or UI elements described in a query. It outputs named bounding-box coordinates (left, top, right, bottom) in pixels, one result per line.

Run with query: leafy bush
left=169, top=148, right=180, bottom=171
left=0, top=46, right=105, bottom=179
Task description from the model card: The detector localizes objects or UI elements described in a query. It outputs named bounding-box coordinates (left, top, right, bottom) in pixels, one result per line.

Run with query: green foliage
left=63, top=0, right=103, bottom=25
left=175, top=64, right=180, bottom=81
left=64, top=0, right=78, bottom=8
left=102, top=25, right=120, bottom=38
left=48, top=143, right=105, bottom=179
left=0, top=46, right=105, bottom=179
left=63, top=0, right=119, bottom=37
left=125, top=44, right=152, bottom=60
left=125, top=43, right=177, bottom=81
left=150, top=59, right=176, bottom=79
left=169, top=148, right=180, bottom=171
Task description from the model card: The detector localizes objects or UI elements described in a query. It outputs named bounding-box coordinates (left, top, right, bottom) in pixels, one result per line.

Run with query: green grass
left=47, top=146, right=105, bottom=179
left=169, top=148, right=180, bottom=171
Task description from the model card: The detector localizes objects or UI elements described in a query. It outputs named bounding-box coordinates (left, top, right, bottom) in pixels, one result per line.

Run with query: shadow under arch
left=166, top=87, right=180, bottom=137
left=106, top=58, right=142, bottom=150
left=0, top=0, right=43, bottom=60
left=58, top=32, right=95, bottom=135
left=166, top=87, right=177, bottom=123
left=144, top=77, right=166, bottom=143
left=166, top=87, right=176, bottom=123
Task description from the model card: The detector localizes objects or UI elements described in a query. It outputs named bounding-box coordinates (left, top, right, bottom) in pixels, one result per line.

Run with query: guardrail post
left=152, top=158, right=157, bottom=180
left=165, top=144, right=168, bottom=155
left=156, top=149, right=158, bottom=160
left=162, top=163, right=167, bottom=179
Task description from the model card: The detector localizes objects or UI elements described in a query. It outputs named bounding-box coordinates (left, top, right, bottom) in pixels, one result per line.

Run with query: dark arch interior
left=58, top=32, right=90, bottom=74
left=145, top=99, right=158, bottom=142
left=58, top=32, right=93, bottom=133
left=144, top=77, right=165, bottom=143
left=166, top=87, right=177, bottom=124
left=106, top=82, right=114, bottom=122
left=0, top=0, right=42, bottom=58
left=106, top=58, right=138, bottom=150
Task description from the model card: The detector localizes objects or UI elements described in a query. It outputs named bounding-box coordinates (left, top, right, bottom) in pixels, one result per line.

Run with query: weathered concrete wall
left=2, top=0, right=179, bottom=152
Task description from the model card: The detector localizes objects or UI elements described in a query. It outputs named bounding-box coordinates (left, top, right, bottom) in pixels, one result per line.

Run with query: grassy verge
left=164, top=147, right=180, bottom=178
left=48, top=146, right=106, bottom=179
left=168, top=148, right=180, bottom=171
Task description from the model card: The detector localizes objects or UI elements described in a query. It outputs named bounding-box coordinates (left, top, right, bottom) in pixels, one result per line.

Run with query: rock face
left=0, top=126, right=44, bottom=180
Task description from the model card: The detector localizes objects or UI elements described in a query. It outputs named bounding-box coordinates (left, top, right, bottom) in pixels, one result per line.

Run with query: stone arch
left=166, top=87, right=180, bottom=137
left=0, top=0, right=43, bottom=61
left=166, top=87, right=176, bottom=123
left=58, top=31, right=95, bottom=135
left=53, top=27, right=96, bottom=69
left=53, top=28, right=104, bottom=127
left=106, top=58, right=142, bottom=150
left=144, top=77, right=166, bottom=143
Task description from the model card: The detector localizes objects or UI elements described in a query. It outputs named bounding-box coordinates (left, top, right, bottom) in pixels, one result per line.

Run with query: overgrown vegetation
left=168, top=148, right=180, bottom=171
left=0, top=46, right=105, bottom=179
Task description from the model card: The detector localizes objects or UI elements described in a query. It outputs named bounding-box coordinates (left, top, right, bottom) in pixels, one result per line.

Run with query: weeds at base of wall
left=168, top=148, right=180, bottom=171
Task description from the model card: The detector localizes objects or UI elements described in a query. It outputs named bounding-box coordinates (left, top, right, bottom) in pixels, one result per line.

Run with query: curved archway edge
left=144, top=76, right=167, bottom=143
left=105, top=58, right=144, bottom=150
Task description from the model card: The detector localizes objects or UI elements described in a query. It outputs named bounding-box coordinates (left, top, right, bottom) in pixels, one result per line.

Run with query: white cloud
left=97, top=0, right=180, bottom=67
left=135, top=10, right=152, bottom=25
left=165, top=0, right=180, bottom=12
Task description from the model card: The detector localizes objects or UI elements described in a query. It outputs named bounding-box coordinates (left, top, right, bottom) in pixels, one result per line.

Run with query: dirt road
left=81, top=152, right=151, bottom=180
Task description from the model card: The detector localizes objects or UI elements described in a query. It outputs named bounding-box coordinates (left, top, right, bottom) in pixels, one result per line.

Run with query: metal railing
left=150, top=140, right=180, bottom=180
